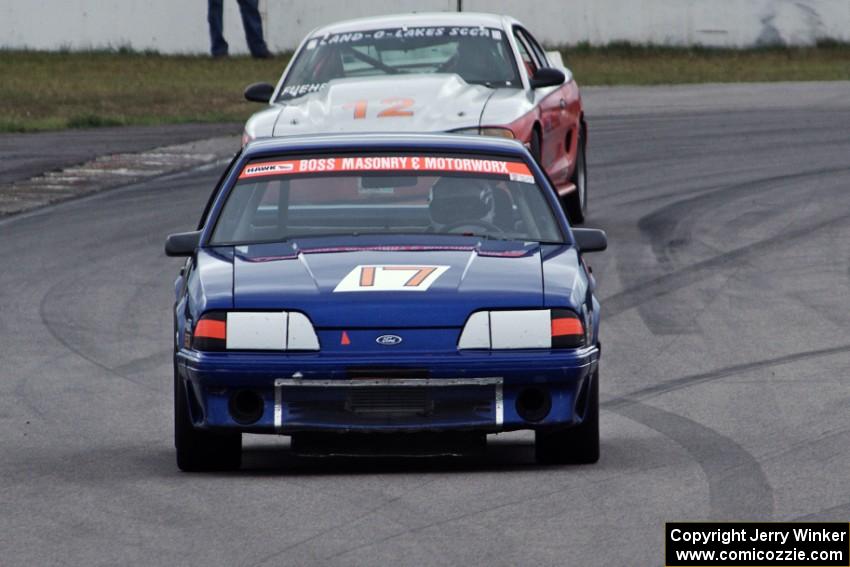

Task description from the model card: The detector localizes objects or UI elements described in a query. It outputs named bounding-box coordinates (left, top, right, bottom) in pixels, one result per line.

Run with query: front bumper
left=176, top=347, right=599, bottom=434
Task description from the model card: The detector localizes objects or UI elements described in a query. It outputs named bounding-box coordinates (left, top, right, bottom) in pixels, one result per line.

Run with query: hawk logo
left=243, top=162, right=294, bottom=176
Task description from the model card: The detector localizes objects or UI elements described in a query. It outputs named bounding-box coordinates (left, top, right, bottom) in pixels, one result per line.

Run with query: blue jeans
left=208, top=0, right=270, bottom=57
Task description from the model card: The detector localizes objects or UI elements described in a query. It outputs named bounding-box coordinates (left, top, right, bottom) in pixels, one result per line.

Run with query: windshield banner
left=305, top=27, right=502, bottom=49
left=239, top=156, right=535, bottom=184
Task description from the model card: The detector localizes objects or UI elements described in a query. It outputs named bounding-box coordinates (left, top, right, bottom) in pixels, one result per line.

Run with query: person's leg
left=208, top=0, right=229, bottom=57
left=236, top=0, right=271, bottom=58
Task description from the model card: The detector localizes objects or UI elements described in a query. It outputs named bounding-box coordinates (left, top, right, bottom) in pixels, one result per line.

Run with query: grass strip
left=1, top=44, right=848, bottom=132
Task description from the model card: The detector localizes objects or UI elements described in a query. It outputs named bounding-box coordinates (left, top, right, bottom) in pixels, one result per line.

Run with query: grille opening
left=346, top=387, right=432, bottom=416
left=282, top=383, right=496, bottom=425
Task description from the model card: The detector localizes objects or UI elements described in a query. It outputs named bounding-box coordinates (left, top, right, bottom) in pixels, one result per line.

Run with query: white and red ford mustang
left=242, top=12, right=589, bottom=222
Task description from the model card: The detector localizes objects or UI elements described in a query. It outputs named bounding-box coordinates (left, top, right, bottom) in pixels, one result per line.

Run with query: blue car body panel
left=172, top=133, right=601, bottom=435
left=232, top=240, right=546, bottom=327
left=177, top=348, right=597, bottom=433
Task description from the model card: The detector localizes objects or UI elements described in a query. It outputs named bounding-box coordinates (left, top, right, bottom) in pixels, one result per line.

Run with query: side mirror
left=530, top=67, right=565, bottom=89
left=572, top=228, right=607, bottom=253
left=244, top=82, right=275, bottom=103
left=165, top=231, right=201, bottom=257
left=544, top=51, right=574, bottom=83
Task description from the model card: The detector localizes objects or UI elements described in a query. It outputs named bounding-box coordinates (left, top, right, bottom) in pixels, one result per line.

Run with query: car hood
left=270, top=74, right=490, bottom=137
left=230, top=238, right=545, bottom=328
left=478, top=86, right=535, bottom=127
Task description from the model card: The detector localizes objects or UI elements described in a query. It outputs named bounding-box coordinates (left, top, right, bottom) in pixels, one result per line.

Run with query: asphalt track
left=0, top=122, right=240, bottom=184
left=1, top=82, right=849, bottom=566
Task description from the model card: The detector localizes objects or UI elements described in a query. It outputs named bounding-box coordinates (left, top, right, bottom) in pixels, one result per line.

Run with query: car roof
left=243, top=133, right=530, bottom=159
left=309, top=12, right=516, bottom=37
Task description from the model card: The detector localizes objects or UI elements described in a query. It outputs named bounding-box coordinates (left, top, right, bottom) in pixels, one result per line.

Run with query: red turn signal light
left=550, top=309, right=585, bottom=348
left=192, top=312, right=227, bottom=351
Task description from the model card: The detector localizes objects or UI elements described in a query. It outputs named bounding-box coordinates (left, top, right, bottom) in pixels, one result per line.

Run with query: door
left=513, top=26, right=573, bottom=187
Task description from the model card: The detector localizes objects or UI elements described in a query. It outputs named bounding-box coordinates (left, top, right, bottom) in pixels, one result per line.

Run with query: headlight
left=190, top=311, right=319, bottom=351
left=451, top=127, right=515, bottom=139
left=458, top=309, right=585, bottom=350
left=480, top=127, right=515, bottom=139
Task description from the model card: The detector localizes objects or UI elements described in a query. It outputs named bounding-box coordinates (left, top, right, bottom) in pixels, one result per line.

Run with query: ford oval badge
left=376, top=334, right=403, bottom=346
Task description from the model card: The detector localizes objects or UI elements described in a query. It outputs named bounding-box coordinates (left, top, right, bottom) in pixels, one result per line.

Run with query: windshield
left=279, top=26, right=521, bottom=100
left=210, top=153, right=563, bottom=245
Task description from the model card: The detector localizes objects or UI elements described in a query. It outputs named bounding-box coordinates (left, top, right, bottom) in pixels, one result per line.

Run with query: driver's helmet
left=451, top=39, right=498, bottom=82
left=428, top=177, right=495, bottom=228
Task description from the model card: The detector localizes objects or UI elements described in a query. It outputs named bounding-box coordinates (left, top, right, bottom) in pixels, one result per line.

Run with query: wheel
left=175, top=368, right=241, bottom=472
left=535, top=370, right=599, bottom=464
left=563, top=131, right=587, bottom=225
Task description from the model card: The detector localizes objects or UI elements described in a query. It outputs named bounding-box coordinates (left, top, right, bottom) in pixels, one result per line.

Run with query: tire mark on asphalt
left=37, top=275, right=154, bottom=391
left=598, top=343, right=850, bottom=522
left=603, top=207, right=850, bottom=319
left=793, top=502, right=850, bottom=522
left=636, top=165, right=850, bottom=259
left=316, top=470, right=631, bottom=563
left=246, top=476, right=444, bottom=567
left=111, top=348, right=172, bottom=376
left=604, top=343, right=850, bottom=408
left=9, top=351, right=75, bottom=424
left=602, top=159, right=850, bottom=391
left=591, top=127, right=850, bottom=203
left=108, top=261, right=175, bottom=378
left=603, top=164, right=850, bottom=331
left=758, top=426, right=850, bottom=468
left=609, top=401, right=773, bottom=519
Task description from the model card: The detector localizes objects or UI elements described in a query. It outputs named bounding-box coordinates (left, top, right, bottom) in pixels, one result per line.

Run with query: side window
left=212, top=180, right=288, bottom=244
left=521, top=29, right=550, bottom=68
left=512, top=29, right=539, bottom=78
left=197, top=151, right=242, bottom=230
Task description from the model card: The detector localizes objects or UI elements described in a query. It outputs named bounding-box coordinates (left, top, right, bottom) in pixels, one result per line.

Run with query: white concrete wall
left=468, top=0, right=850, bottom=47
left=2, top=0, right=848, bottom=53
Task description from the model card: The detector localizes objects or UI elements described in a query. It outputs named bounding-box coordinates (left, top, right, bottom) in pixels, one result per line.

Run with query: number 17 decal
left=334, top=265, right=450, bottom=292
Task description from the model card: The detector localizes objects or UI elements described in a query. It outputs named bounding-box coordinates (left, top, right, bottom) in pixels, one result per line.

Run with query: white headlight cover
left=221, top=311, right=321, bottom=351
left=458, top=311, right=491, bottom=349
left=490, top=310, right=551, bottom=349
left=226, top=312, right=288, bottom=350
left=458, top=310, right=557, bottom=350
left=287, top=311, right=320, bottom=351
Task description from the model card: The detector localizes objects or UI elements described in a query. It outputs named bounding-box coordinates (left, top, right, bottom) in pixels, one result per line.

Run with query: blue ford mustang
left=166, top=133, right=606, bottom=471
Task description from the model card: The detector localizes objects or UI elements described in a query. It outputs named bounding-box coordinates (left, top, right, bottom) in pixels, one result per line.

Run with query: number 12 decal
left=343, top=98, right=415, bottom=120
left=334, top=265, right=450, bottom=292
